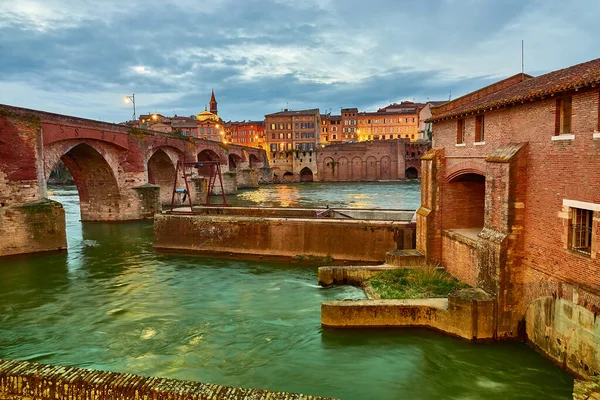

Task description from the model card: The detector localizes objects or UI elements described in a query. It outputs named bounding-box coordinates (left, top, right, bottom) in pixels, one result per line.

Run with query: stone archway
left=366, top=156, right=377, bottom=180
left=405, top=167, right=418, bottom=179
left=300, top=167, right=314, bottom=182
left=228, top=153, right=243, bottom=171
left=59, top=143, right=121, bottom=221
left=337, top=157, right=349, bottom=181
left=148, top=149, right=176, bottom=206
left=249, top=154, right=260, bottom=169
left=443, top=172, right=486, bottom=231
left=351, top=157, right=363, bottom=181
left=380, top=156, right=392, bottom=180
left=322, top=157, right=335, bottom=181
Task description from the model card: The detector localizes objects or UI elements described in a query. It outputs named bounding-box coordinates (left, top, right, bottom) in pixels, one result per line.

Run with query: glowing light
left=124, top=97, right=130, bottom=104
left=152, top=114, right=158, bottom=120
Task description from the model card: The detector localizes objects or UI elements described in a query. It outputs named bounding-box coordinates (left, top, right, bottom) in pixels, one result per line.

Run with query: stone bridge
left=0, top=104, right=271, bottom=257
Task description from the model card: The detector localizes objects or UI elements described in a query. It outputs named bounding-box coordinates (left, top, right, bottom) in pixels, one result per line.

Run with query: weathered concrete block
left=132, top=184, right=161, bottom=218
left=0, top=199, right=66, bottom=257
left=385, top=249, right=426, bottom=267
left=526, top=296, right=600, bottom=377
left=236, top=169, right=259, bottom=189
left=321, top=287, right=496, bottom=341
left=318, top=265, right=400, bottom=287
left=154, top=214, right=412, bottom=262
left=210, top=171, right=237, bottom=195
left=258, top=167, right=274, bottom=184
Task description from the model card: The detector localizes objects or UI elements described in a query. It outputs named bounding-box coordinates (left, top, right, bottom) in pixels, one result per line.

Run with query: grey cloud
left=0, top=0, right=599, bottom=122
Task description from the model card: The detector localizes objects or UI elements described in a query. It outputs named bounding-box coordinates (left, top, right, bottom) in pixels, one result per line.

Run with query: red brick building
left=419, top=58, right=600, bottom=375
left=226, top=120, right=265, bottom=148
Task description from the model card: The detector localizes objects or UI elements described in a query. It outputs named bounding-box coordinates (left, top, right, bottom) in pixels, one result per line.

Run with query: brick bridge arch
left=0, top=105, right=270, bottom=222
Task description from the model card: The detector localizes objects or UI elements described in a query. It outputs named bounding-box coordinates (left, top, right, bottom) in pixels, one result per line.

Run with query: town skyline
left=1, top=0, right=598, bottom=123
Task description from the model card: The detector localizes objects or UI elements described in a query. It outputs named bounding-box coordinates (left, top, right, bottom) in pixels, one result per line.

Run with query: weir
left=153, top=207, right=416, bottom=263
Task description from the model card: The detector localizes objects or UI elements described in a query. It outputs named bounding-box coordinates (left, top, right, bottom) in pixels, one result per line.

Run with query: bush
left=367, top=267, right=469, bottom=299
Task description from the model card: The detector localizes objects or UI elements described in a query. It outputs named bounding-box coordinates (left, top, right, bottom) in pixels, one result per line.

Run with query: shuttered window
left=556, top=97, right=572, bottom=134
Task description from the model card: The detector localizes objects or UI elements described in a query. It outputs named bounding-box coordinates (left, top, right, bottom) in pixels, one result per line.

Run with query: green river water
left=0, top=183, right=573, bottom=399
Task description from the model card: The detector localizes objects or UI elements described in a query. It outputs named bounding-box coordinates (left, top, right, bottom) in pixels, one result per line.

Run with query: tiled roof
left=428, top=101, right=447, bottom=107
left=431, top=57, right=600, bottom=121
left=265, top=108, right=319, bottom=117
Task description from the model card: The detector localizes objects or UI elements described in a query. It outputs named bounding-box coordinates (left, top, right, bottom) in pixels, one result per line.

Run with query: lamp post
left=124, top=94, right=136, bottom=121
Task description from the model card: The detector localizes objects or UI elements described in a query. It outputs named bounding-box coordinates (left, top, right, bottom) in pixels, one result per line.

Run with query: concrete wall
left=193, top=206, right=414, bottom=221
left=526, top=296, right=600, bottom=378
left=0, top=359, right=330, bottom=400
left=154, top=214, right=414, bottom=262
left=0, top=200, right=66, bottom=257
left=321, top=288, right=495, bottom=340
left=236, top=168, right=259, bottom=189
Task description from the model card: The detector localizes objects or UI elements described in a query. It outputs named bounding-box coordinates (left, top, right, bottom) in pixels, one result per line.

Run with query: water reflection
left=0, top=184, right=573, bottom=400
left=229, top=181, right=421, bottom=209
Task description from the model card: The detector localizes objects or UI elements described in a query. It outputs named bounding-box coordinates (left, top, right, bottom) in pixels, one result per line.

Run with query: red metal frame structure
left=169, top=160, right=228, bottom=213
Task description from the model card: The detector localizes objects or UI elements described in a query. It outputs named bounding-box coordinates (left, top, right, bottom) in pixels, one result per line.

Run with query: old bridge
left=0, top=104, right=270, bottom=256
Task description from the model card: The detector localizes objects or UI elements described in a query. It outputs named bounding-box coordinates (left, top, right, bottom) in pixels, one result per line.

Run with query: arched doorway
left=443, top=172, right=486, bottom=233
left=366, top=156, right=377, bottom=180
left=351, top=157, right=363, bottom=181
left=322, top=157, right=335, bottom=181
left=337, top=157, right=349, bottom=181
left=282, top=171, right=294, bottom=182
left=300, top=167, right=314, bottom=182
left=405, top=167, right=418, bottom=179
left=58, top=143, right=121, bottom=221
left=147, top=149, right=176, bottom=206
left=380, top=156, right=392, bottom=180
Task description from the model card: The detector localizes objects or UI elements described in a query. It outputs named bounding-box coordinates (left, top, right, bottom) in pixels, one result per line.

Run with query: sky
left=0, top=0, right=599, bottom=123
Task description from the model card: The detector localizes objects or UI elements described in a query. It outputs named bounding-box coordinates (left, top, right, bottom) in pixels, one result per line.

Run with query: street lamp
left=124, top=94, right=136, bottom=121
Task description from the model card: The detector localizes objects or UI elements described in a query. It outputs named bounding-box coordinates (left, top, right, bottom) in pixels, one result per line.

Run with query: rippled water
left=228, top=181, right=421, bottom=209
left=0, top=184, right=573, bottom=399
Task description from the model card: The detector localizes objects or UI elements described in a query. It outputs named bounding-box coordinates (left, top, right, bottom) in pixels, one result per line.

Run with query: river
left=0, top=183, right=573, bottom=399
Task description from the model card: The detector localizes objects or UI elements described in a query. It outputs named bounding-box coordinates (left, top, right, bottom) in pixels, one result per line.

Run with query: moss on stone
left=294, top=254, right=334, bottom=264
left=0, top=108, right=42, bottom=128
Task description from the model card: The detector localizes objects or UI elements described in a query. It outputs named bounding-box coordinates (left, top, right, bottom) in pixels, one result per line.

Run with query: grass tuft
left=366, top=267, right=469, bottom=299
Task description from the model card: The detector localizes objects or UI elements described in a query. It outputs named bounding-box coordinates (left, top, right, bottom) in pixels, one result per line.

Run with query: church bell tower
left=209, top=89, right=218, bottom=115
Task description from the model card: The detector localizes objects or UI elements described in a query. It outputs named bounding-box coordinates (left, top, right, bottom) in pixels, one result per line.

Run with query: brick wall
left=0, top=359, right=331, bottom=400
left=426, top=86, right=600, bottom=336
left=442, top=230, right=479, bottom=286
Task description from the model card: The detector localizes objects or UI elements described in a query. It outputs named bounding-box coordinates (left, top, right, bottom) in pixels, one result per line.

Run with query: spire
left=209, top=89, right=218, bottom=115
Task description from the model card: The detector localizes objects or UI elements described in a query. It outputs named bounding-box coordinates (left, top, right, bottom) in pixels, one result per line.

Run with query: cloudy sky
left=0, top=0, right=598, bottom=123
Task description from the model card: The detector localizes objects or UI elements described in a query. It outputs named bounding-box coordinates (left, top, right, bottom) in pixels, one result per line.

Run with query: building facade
left=265, top=108, right=321, bottom=154
left=226, top=120, right=265, bottom=148
left=418, top=58, right=600, bottom=376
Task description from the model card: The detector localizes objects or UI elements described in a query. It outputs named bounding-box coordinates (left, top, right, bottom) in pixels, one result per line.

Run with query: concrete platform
left=321, top=288, right=496, bottom=341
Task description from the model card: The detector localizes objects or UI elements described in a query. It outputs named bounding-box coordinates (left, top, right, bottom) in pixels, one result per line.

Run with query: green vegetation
left=293, top=254, right=334, bottom=264
left=367, top=267, right=469, bottom=300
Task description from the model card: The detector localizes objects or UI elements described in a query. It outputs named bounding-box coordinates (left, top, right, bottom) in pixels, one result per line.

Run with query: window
left=556, top=97, right=572, bottom=135
left=457, top=119, right=465, bottom=144
left=569, top=208, right=593, bottom=255
left=270, top=123, right=276, bottom=130
left=475, top=115, right=485, bottom=142
left=332, top=134, right=337, bottom=140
